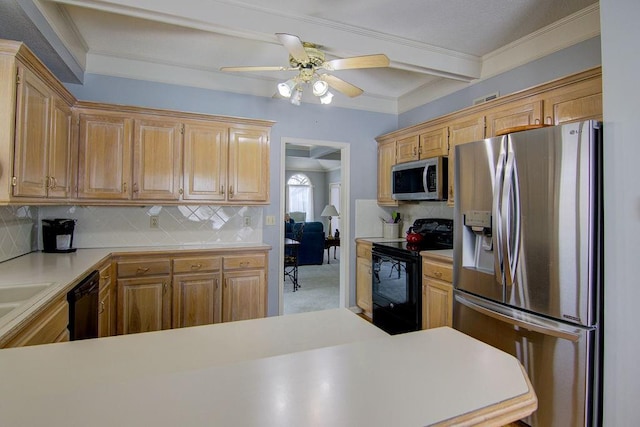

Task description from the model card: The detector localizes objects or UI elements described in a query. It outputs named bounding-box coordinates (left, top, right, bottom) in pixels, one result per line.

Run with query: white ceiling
left=10, top=0, right=599, bottom=113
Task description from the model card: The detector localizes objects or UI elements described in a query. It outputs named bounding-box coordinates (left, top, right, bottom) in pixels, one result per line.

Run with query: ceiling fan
left=220, top=33, right=390, bottom=104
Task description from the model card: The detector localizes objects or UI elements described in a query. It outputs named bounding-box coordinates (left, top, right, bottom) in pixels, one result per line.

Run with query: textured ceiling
left=0, top=0, right=599, bottom=113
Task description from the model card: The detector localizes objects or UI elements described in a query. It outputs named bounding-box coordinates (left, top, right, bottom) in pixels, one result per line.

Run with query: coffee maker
left=42, top=219, right=77, bottom=253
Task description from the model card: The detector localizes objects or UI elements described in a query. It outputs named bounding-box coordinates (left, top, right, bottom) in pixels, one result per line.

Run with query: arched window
left=286, top=173, right=314, bottom=221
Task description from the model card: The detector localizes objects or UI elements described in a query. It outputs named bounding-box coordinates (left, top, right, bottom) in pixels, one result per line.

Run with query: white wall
left=600, top=0, right=640, bottom=423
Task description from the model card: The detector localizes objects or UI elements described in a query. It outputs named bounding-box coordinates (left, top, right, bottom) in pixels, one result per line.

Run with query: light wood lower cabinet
left=114, top=250, right=267, bottom=335
left=422, top=253, right=453, bottom=329
left=116, top=257, right=172, bottom=335
left=222, top=253, right=267, bottom=322
left=355, top=240, right=373, bottom=319
left=172, top=256, right=222, bottom=328
left=98, top=261, right=115, bottom=338
left=0, top=295, right=69, bottom=348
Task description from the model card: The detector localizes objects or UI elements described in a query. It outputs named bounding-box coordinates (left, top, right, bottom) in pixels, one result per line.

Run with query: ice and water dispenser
left=42, top=219, right=77, bottom=253
left=462, top=210, right=494, bottom=274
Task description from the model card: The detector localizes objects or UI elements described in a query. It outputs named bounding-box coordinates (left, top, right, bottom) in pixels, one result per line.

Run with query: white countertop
left=0, top=309, right=536, bottom=426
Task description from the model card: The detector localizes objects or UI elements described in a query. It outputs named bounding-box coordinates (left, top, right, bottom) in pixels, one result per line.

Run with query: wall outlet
left=265, top=215, right=276, bottom=226
left=150, top=215, right=159, bottom=228
left=243, top=216, right=251, bottom=227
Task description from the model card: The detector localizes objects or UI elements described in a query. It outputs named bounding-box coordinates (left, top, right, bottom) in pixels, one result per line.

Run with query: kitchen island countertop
left=0, top=308, right=536, bottom=426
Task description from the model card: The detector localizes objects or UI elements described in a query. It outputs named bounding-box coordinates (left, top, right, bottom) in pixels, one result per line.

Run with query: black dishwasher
left=67, top=270, right=99, bottom=340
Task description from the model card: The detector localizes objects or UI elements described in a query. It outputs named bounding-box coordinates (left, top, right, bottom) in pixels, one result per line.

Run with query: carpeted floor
left=283, top=253, right=340, bottom=315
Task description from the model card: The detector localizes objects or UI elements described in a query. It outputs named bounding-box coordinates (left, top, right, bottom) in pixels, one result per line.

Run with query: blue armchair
left=285, top=221, right=325, bottom=266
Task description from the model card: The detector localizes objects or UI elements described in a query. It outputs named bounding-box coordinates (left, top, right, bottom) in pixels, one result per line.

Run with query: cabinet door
left=423, top=279, right=453, bottom=329
left=172, top=272, right=221, bottom=328
left=77, top=113, right=133, bottom=199
left=132, top=118, right=182, bottom=200
left=183, top=122, right=227, bottom=201
left=227, top=126, right=269, bottom=202
left=117, top=276, right=171, bottom=335
left=13, top=65, right=50, bottom=198
left=485, top=100, right=543, bottom=137
left=396, top=135, right=419, bottom=163
left=377, top=139, right=398, bottom=206
left=98, top=263, right=114, bottom=338
left=222, top=270, right=266, bottom=322
left=48, top=97, right=74, bottom=198
left=419, top=126, right=449, bottom=158
left=543, top=77, right=602, bottom=125
left=356, top=256, right=373, bottom=318
left=447, top=115, right=485, bottom=205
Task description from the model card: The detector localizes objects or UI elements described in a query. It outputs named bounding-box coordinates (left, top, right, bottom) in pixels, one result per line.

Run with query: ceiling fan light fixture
left=319, top=91, right=334, bottom=104
left=277, top=79, right=296, bottom=98
left=312, top=79, right=329, bottom=97
left=290, top=87, right=303, bottom=106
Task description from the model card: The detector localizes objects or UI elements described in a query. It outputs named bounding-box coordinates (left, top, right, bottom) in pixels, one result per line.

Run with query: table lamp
left=321, top=204, right=339, bottom=239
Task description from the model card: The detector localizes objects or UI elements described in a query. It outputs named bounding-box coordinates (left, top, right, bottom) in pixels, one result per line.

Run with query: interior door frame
left=278, top=137, right=351, bottom=315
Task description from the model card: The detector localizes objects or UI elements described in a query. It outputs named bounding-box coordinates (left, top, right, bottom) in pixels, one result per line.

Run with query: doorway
left=279, top=138, right=350, bottom=315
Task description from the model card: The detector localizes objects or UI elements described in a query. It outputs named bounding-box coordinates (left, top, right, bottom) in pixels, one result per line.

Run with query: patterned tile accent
left=0, top=206, right=38, bottom=262
left=38, top=205, right=263, bottom=249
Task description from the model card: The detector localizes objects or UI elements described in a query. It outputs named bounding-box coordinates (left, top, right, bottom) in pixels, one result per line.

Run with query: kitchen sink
left=0, top=283, right=53, bottom=304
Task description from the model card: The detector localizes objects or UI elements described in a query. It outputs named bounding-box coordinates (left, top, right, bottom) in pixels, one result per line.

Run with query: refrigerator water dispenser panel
left=462, top=210, right=494, bottom=274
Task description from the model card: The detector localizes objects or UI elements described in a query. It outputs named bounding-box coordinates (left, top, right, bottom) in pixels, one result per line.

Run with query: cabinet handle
left=239, top=261, right=249, bottom=267
left=44, top=176, right=50, bottom=189
left=51, top=177, right=58, bottom=189
left=99, top=301, right=105, bottom=314
left=545, top=116, right=552, bottom=125
left=179, top=188, right=183, bottom=195
left=414, top=146, right=417, bottom=156
left=215, top=278, right=219, bottom=289
left=221, top=185, right=225, bottom=195
left=100, top=275, right=110, bottom=280
left=191, top=263, right=202, bottom=270
left=434, top=271, right=442, bottom=278
left=534, top=118, right=541, bottom=124
left=123, top=182, right=128, bottom=192
left=133, top=183, right=138, bottom=193
left=163, top=282, right=167, bottom=293
left=136, top=267, right=150, bottom=275
left=229, top=185, right=234, bottom=197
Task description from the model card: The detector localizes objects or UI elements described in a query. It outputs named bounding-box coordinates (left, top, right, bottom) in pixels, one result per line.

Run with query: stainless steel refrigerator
left=452, top=120, right=603, bottom=427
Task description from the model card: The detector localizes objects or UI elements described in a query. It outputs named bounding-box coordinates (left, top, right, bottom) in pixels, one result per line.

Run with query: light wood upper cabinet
left=377, top=139, right=397, bottom=206
left=447, top=115, right=485, bottom=205
left=183, top=121, right=228, bottom=201
left=77, top=112, right=133, bottom=200
left=419, top=126, right=449, bottom=158
left=13, top=65, right=50, bottom=198
left=12, top=65, right=74, bottom=199
left=48, top=97, right=74, bottom=198
left=227, top=126, right=270, bottom=203
left=542, top=76, right=602, bottom=125
left=485, top=100, right=543, bottom=137
left=133, top=118, right=182, bottom=200
left=396, top=135, right=420, bottom=163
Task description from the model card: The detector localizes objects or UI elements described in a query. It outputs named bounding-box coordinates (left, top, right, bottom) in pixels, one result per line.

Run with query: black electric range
left=371, top=218, right=453, bottom=335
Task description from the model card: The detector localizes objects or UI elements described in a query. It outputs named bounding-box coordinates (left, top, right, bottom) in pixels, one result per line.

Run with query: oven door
left=371, top=248, right=421, bottom=334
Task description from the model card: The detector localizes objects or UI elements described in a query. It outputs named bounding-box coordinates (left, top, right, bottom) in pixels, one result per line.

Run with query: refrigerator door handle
left=501, top=138, right=521, bottom=286
left=454, top=293, right=582, bottom=342
left=492, top=137, right=507, bottom=284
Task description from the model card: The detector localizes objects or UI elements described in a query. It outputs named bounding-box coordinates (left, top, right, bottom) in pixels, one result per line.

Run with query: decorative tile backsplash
left=38, top=205, right=264, bottom=249
left=0, top=206, right=38, bottom=262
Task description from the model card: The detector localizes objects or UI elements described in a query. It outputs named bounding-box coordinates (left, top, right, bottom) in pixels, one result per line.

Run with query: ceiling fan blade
left=220, top=65, right=291, bottom=72
left=276, top=33, right=310, bottom=63
left=320, top=74, right=363, bottom=98
left=323, top=54, right=390, bottom=71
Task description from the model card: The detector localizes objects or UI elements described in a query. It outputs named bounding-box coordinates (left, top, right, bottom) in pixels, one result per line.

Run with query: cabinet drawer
left=223, top=254, right=265, bottom=270
left=422, top=259, right=453, bottom=282
left=356, top=243, right=372, bottom=259
left=117, top=259, right=171, bottom=277
left=173, top=256, right=221, bottom=274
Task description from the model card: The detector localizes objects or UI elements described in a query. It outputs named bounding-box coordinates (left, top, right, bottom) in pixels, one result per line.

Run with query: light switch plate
left=265, top=215, right=276, bottom=225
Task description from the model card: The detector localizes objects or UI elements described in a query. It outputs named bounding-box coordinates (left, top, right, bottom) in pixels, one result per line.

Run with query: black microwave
left=391, top=157, right=448, bottom=201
